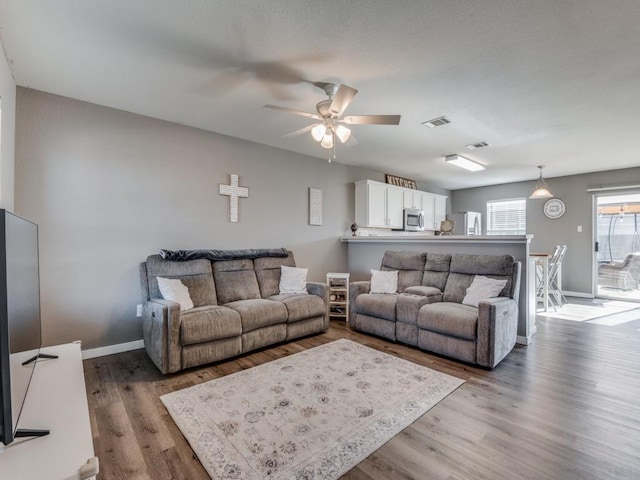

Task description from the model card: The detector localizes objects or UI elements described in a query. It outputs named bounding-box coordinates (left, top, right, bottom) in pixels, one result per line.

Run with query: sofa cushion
left=450, top=253, right=515, bottom=276
left=269, top=294, right=325, bottom=322
left=396, top=293, right=437, bottom=325
left=145, top=254, right=213, bottom=300
left=355, top=293, right=397, bottom=321
left=254, top=253, right=296, bottom=297
left=404, top=286, right=442, bottom=297
left=423, top=253, right=452, bottom=291
left=447, top=254, right=515, bottom=301
left=417, top=302, right=478, bottom=340
left=213, top=259, right=261, bottom=304
left=180, top=305, right=242, bottom=345
left=381, top=251, right=425, bottom=292
left=225, top=298, right=288, bottom=332
left=178, top=274, right=218, bottom=307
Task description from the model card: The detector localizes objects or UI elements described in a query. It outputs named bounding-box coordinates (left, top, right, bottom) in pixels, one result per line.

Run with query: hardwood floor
left=84, top=305, right=640, bottom=479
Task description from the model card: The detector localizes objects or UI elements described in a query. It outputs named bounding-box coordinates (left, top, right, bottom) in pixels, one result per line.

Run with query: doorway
left=595, top=193, right=640, bottom=301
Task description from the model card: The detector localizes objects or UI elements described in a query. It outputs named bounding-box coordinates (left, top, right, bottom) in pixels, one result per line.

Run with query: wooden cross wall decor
left=219, top=174, right=249, bottom=223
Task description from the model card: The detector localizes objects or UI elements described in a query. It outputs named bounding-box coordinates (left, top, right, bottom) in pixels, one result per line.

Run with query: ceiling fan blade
left=282, top=124, right=315, bottom=138
left=329, top=84, right=358, bottom=116
left=342, top=115, right=401, bottom=125
left=345, top=134, right=359, bottom=147
left=263, top=104, right=321, bottom=120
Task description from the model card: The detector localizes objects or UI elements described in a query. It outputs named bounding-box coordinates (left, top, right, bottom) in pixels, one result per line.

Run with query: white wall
left=0, top=41, right=16, bottom=210
left=14, top=88, right=390, bottom=349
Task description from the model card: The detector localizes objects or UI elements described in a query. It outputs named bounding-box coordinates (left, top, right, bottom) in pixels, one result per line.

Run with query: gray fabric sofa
left=139, top=250, right=329, bottom=374
left=349, top=251, right=521, bottom=368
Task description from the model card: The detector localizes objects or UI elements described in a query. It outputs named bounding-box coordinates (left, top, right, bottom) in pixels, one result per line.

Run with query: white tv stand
left=0, top=342, right=98, bottom=480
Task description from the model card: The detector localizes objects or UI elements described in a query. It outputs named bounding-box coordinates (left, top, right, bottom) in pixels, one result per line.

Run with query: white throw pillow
left=462, top=275, right=508, bottom=307
left=279, top=266, right=308, bottom=294
left=370, top=269, right=398, bottom=294
left=157, top=276, right=194, bottom=311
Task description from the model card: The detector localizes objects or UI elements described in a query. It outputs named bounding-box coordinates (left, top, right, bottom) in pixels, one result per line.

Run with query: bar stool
left=548, top=245, right=567, bottom=307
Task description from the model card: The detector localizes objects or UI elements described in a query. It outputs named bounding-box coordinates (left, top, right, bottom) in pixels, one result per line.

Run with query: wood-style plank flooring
left=84, top=302, right=640, bottom=479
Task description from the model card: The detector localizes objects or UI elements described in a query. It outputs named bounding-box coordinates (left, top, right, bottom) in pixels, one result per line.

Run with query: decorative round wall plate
left=439, top=219, right=455, bottom=234
left=543, top=198, right=565, bottom=219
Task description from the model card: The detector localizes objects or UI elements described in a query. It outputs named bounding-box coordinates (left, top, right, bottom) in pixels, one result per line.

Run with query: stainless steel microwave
left=403, top=208, right=424, bottom=231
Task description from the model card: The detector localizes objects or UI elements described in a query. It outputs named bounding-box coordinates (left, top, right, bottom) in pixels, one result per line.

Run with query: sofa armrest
left=307, top=281, right=329, bottom=301
left=307, top=282, right=330, bottom=323
left=142, top=298, right=182, bottom=374
left=349, top=281, right=371, bottom=324
left=476, top=297, right=518, bottom=368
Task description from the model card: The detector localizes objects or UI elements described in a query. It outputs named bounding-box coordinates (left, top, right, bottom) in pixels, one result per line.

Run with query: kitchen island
left=341, top=234, right=536, bottom=345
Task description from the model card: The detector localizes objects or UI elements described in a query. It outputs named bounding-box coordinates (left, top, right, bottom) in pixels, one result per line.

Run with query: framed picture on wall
left=309, top=188, right=322, bottom=226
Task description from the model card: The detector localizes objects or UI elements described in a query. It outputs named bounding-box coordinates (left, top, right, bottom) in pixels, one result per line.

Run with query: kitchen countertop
left=341, top=234, right=533, bottom=243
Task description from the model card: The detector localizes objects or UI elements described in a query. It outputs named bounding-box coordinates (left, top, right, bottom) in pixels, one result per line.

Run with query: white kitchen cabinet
left=355, top=180, right=447, bottom=231
left=366, top=181, right=388, bottom=228
left=434, top=194, right=447, bottom=230
left=403, top=190, right=422, bottom=209
left=422, top=192, right=436, bottom=230
left=387, top=186, right=404, bottom=228
left=420, top=192, right=448, bottom=230
left=355, top=180, right=404, bottom=228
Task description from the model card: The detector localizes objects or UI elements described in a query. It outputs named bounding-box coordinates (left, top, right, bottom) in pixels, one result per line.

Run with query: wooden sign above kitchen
left=385, top=174, right=417, bottom=190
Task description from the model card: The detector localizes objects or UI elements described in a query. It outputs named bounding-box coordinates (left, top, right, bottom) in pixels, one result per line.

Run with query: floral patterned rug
left=161, top=339, right=464, bottom=480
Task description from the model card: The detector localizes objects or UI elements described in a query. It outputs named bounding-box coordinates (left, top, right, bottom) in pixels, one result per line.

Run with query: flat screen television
left=0, top=209, right=52, bottom=446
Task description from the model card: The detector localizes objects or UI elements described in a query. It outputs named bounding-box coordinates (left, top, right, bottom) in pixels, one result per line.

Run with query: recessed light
left=422, top=116, right=451, bottom=128
left=466, top=141, right=490, bottom=150
left=445, top=154, right=485, bottom=172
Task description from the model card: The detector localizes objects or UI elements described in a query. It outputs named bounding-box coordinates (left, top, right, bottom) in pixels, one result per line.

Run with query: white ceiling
left=1, top=0, right=639, bottom=189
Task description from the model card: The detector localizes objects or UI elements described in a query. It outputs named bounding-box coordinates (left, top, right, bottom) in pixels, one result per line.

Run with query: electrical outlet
left=136, top=304, right=143, bottom=317
left=577, top=225, right=583, bottom=232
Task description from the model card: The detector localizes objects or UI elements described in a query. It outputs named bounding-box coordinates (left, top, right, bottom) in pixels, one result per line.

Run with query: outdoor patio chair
left=598, top=253, right=640, bottom=290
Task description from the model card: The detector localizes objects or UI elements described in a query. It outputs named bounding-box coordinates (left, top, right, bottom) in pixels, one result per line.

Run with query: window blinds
left=486, top=198, right=526, bottom=235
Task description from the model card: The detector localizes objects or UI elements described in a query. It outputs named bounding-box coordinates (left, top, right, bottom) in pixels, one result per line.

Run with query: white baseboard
left=82, top=339, right=145, bottom=360
left=563, top=290, right=594, bottom=299
left=516, top=325, right=537, bottom=346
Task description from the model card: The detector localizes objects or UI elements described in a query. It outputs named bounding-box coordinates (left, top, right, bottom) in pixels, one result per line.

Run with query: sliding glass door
left=594, top=192, right=640, bottom=301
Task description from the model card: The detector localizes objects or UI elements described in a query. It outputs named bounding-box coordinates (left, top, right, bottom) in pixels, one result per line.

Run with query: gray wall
left=0, top=44, right=16, bottom=210
left=14, top=88, right=395, bottom=350
left=451, top=167, right=640, bottom=294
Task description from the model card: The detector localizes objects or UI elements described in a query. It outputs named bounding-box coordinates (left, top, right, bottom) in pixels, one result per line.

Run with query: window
left=486, top=198, right=526, bottom=235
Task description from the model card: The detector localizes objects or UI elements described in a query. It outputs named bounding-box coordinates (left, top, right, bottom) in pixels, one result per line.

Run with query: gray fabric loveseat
left=349, top=251, right=521, bottom=368
left=139, top=250, right=329, bottom=374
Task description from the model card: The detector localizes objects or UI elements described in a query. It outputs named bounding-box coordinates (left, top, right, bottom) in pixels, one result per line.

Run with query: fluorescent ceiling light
left=445, top=154, right=485, bottom=172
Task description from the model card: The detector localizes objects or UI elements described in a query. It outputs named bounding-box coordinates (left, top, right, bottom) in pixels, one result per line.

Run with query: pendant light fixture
left=529, top=165, right=554, bottom=199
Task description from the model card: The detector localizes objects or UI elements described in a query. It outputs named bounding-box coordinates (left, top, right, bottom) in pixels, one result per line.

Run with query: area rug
left=537, top=299, right=640, bottom=322
left=161, top=339, right=464, bottom=480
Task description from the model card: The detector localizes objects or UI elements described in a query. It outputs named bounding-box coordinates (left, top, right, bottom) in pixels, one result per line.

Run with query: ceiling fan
left=264, top=83, right=401, bottom=158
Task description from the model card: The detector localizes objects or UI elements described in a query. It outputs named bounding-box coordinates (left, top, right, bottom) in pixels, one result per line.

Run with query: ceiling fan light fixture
left=445, top=154, right=485, bottom=172
left=320, top=132, right=334, bottom=149
left=334, top=124, right=351, bottom=143
left=310, top=124, right=327, bottom=142
left=529, top=165, right=554, bottom=199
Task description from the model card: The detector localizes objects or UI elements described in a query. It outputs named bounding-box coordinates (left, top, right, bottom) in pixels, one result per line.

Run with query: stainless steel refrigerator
left=449, top=212, right=482, bottom=235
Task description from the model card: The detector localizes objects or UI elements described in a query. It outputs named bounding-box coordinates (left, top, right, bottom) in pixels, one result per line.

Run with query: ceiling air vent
left=466, top=141, right=490, bottom=150
left=422, top=116, right=450, bottom=128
